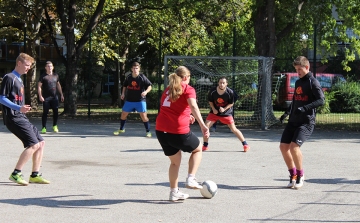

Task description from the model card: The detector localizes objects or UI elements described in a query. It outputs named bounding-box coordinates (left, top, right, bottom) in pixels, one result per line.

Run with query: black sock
left=31, top=172, right=39, bottom=177
left=242, top=141, right=248, bottom=146
left=203, top=142, right=208, bottom=147
left=12, top=169, right=21, bottom=175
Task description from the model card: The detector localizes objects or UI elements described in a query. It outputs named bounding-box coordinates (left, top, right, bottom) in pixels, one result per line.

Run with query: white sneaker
left=294, top=175, right=305, bottom=189
left=169, top=189, right=189, bottom=201
left=186, top=177, right=203, bottom=189
left=287, top=175, right=297, bottom=188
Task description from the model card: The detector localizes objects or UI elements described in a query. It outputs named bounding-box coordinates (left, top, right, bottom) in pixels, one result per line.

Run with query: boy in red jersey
left=156, top=66, right=209, bottom=201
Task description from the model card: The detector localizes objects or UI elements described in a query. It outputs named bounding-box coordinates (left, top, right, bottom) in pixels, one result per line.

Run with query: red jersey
left=156, top=83, right=196, bottom=134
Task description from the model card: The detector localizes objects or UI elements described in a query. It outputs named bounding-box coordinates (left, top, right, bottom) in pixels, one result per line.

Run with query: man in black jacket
left=279, top=56, right=325, bottom=189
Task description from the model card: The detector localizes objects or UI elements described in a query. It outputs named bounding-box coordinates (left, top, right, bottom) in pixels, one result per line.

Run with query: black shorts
left=43, top=97, right=59, bottom=110
left=6, top=117, right=44, bottom=148
left=156, top=130, right=200, bottom=156
left=280, top=122, right=314, bottom=147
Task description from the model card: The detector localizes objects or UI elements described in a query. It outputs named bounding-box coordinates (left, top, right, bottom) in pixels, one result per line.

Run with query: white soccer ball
left=200, top=180, right=218, bottom=199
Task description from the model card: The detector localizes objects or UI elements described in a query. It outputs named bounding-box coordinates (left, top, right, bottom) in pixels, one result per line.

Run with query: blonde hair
left=16, top=53, right=34, bottom=64
left=293, top=56, right=310, bottom=67
left=168, top=66, right=190, bottom=102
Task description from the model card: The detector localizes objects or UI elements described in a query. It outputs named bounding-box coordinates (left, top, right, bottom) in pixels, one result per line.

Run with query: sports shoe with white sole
left=287, top=175, right=297, bottom=188
left=185, top=177, right=203, bottom=189
left=113, top=129, right=125, bottom=135
left=9, top=173, right=28, bottom=186
left=294, top=175, right=305, bottom=189
left=169, top=189, right=189, bottom=201
left=29, top=174, right=50, bottom=184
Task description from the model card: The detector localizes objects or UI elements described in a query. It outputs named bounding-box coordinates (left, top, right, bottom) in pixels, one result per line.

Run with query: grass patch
left=21, top=106, right=360, bottom=131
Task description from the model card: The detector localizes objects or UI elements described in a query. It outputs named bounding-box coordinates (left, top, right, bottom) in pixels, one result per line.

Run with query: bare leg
left=120, top=111, right=129, bottom=120
left=227, top=123, right=245, bottom=142
left=15, top=142, right=41, bottom=170
left=139, top=112, right=149, bottom=122
left=168, top=150, right=182, bottom=188
left=32, top=141, right=45, bottom=172
left=279, top=142, right=295, bottom=169
left=188, top=145, right=202, bottom=175
left=289, top=142, right=303, bottom=170
left=202, top=120, right=213, bottom=144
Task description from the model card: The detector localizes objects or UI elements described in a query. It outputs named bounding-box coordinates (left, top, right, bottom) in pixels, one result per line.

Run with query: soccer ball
left=200, top=180, right=218, bottom=199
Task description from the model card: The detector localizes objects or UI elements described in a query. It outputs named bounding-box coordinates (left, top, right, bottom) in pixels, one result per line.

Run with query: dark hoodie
left=286, top=72, right=325, bottom=125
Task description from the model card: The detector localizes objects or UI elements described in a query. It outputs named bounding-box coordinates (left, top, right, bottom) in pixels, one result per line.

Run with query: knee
left=39, top=140, right=45, bottom=148
left=279, top=143, right=288, bottom=152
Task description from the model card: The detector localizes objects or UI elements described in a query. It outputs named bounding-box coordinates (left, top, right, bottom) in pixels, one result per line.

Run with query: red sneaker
left=202, top=145, right=209, bottom=151
left=243, top=144, right=250, bottom=152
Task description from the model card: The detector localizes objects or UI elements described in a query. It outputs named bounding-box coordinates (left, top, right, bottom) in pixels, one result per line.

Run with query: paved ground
left=0, top=117, right=359, bottom=223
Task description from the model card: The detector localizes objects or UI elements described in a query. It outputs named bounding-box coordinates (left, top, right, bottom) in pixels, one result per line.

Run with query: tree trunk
left=111, top=45, right=128, bottom=107
left=63, top=30, right=78, bottom=116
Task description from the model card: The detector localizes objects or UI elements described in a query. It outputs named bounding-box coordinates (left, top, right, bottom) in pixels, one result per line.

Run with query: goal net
left=163, top=56, right=277, bottom=129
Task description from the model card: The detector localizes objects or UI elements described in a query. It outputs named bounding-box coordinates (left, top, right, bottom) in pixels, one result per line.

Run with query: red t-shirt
left=156, top=83, right=196, bottom=134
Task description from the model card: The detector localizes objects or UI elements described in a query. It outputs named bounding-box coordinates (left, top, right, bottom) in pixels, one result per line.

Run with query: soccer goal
left=163, top=56, right=277, bottom=130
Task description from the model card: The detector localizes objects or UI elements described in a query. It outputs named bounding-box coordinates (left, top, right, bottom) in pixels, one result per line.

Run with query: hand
left=20, top=105, right=32, bottom=113
left=189, top=115, right=195, bottom=124
left=212, top=107, right=218, bottom=115
left=219, top=107, right=225, bottom=113
left=201, top=126, right=210, bottom=139
left=279, top=114, right=288, bottom=123
left=141, top=91, right=147, bottom=97
left=295, top=107, right=306, bottom=114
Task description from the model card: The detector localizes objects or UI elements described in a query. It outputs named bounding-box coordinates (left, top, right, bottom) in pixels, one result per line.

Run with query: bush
left=146, top=90, right=161, bottom=109
left=317, top=91, right=333, bottom=114
left=330, top=81, right=360, bottom=113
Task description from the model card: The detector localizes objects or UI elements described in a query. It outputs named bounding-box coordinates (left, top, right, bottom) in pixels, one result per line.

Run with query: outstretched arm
left=188, top=98, right=209, bottom=139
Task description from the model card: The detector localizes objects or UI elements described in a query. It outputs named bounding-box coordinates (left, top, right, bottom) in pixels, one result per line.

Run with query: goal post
left=163, top=56, right=277, bottom=130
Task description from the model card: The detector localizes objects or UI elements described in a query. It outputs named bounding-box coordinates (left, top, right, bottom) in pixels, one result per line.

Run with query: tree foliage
left=2, top=0, right=360, bottom=114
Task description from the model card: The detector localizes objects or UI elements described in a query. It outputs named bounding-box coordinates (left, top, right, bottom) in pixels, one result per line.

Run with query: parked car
left=272, top=72, right=345, bottom=109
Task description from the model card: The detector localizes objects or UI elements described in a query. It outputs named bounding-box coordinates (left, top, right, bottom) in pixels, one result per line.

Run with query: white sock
left=188, top=174, right=195, bottom=179
left=170, top=187, right=178, bottom=192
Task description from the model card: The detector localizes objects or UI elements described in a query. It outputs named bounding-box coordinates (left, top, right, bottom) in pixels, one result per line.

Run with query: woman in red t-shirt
left=156, top=66, right=209, bottom=201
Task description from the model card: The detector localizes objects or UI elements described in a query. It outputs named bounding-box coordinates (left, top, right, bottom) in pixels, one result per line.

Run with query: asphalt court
left=0, top=117, right=359, bottom=223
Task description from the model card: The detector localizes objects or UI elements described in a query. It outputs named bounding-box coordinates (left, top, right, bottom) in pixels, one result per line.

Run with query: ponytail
left=167, top=66, right=191, bottom=102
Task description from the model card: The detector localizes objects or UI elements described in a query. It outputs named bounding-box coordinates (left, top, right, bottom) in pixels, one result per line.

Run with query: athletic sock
left=289, top=167, right=296, bottom=176
left=296, top=169, right=304, bottom=177
left=203, top=142, right=208, bottom=147
left=188, top=174, right=195, bottom=179
left=31, top=172, right=39, bottom=177
left=120, top=119, right=126, bottom=130
left=143, top=121, right=150, bottom=132
left=12, top=169, right=21, bottom=175
left=170, top=188, right=178, bottom=193
left=242, top=141, right=248, bottom=145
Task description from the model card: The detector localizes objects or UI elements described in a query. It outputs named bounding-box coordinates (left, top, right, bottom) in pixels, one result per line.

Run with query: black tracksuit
left=286, top=72, right=325, bottom=125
